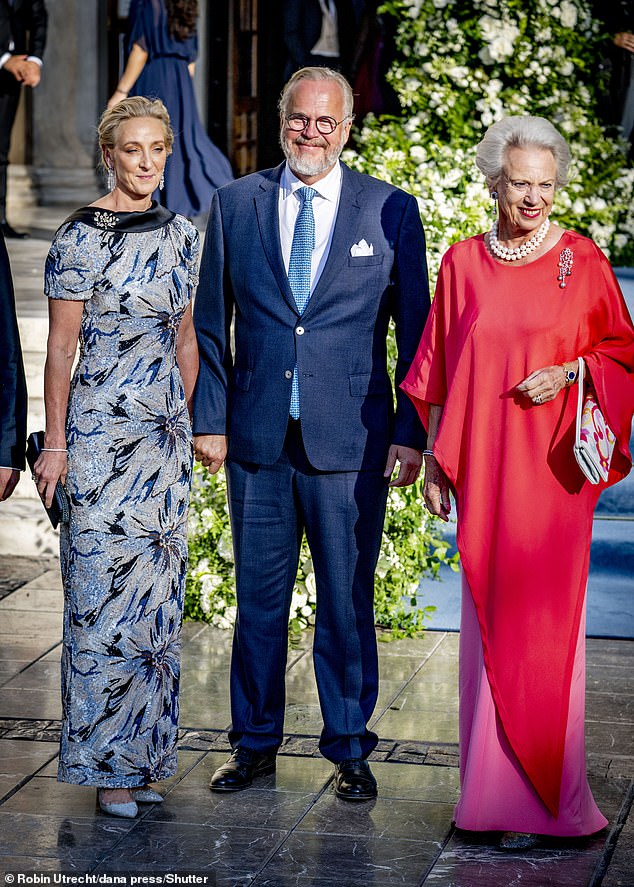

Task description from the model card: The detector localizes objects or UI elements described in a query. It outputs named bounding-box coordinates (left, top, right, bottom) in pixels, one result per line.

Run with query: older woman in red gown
left=402, top=116, right=634, bottom=849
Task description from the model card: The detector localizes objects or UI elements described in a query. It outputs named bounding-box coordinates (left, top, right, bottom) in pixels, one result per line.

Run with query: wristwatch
left=562, top=364, right=576, bottom=386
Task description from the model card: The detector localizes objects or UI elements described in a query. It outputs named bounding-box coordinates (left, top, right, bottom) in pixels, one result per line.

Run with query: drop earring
left=491, top=190, right=498, bottom=218
left=107, top=165, right=115, bottom=192
left=159, top=172, right=165, bottom=191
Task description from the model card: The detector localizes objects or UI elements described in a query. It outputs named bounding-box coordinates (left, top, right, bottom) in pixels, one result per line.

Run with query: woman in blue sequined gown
left=108, top=0, right=233, bottom=218
left=34, top=97, right=199, bottom=818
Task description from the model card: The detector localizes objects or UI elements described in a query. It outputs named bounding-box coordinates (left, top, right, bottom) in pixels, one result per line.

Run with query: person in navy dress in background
left=107, top=0, right=233, bottom=218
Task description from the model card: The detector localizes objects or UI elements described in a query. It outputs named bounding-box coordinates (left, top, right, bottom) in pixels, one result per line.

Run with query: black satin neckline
left=63, top=201, right=175, bottom=232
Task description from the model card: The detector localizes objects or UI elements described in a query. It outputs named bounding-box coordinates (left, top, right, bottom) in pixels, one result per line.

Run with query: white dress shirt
left=278, top=160, right=343, bottom=296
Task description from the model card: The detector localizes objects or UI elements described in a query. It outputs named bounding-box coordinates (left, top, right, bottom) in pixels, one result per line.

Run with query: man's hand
left=194, top=434, right=227, bottom=474
left=3, top=55, right=28, bottom=82
left=20, top=60, right=41, bottom=87
left=384, top=444, right=422, bottom=488
left=0, top=468, right=20, bottom=501
left=614, top=31, right=634, bottom=53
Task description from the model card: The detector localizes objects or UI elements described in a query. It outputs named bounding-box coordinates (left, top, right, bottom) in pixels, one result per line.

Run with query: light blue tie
left=288, top=186, right=316, bottom=418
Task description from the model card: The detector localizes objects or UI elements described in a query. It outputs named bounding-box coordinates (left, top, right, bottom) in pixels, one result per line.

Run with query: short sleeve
left=174, top=216, right=200, bottom=295
left=44, top=224, right=97, bottom=302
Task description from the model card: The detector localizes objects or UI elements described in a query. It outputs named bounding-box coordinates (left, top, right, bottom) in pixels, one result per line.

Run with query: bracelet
left=422, top=449, right=436, bottom=458
left=115, top=87, right=129, bottom=96
left=41, top=447, right=67, bottom=453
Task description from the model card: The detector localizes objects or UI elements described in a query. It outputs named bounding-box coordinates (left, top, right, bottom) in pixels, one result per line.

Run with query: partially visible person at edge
left=0, top=0, right=47, bottom=238
left=107, top=0, right=233, bottom=218
left=33, top=97, right=199, bottom=819
left=282, top=0, right=357, bottom=81
left=0, top=228, right=27, bottom=499
left=193, top=66, right=429, bottom=801
left=593, top=0, right=634, bottom=160
left=402, top=115, right=634, bottom=850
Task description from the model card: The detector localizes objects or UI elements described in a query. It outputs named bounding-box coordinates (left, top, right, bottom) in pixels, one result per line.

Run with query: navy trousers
left=225, top=419, right=388, bottom=762
left=0, top=73, right=21, bottom=218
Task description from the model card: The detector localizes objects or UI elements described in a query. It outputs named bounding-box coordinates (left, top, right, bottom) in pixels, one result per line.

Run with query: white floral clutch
left=573, top=357, right=616, bottom=485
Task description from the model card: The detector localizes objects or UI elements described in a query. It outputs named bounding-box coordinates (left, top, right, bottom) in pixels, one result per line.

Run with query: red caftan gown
left=402, top=230, right=634, bottom=835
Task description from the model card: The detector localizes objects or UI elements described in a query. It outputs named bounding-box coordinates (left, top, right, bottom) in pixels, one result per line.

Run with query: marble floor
left=0, top=555, right=632, bottom=887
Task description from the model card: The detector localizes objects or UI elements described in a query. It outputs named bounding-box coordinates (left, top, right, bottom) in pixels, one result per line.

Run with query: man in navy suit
left=282, top=0, right=357, bottom=80
left=0, top=229, right=27, bottom=499
left=0, top=0, right=47, bottom=238
left=193, top=67, right=430, bottom=800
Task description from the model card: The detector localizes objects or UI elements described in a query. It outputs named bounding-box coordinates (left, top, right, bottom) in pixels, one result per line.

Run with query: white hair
left=475, top=116, right=571, bottom=187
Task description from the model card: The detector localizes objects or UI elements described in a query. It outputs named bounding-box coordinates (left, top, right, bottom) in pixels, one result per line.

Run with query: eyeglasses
left=285, top=114, right=351, bottom=135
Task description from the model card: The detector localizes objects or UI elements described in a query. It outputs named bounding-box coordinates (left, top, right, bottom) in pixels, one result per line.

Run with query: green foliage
left=186, top=466, right=236, bottom=628
left=344, top=0, right=634, bottom=281
left=186, top=460, right=458, bottom=641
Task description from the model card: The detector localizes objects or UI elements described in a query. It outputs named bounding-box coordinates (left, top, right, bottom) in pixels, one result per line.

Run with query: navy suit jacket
left=0, top=0, right=47, bottom=58
left=193, top=162, right=430, bottom=472
left=282, top=0, right=357, bottom=79
left=0, top=231, right=27, bottom=470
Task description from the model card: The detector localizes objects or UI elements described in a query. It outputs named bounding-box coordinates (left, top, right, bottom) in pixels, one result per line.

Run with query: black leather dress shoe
left=334, top=758, right=377, bottom=801
left=0, top=221, right=29, bottom=239
left=209, top=746, right=277, bottom=792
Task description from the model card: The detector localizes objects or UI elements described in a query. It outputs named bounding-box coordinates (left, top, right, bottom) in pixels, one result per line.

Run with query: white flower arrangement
left=185, top=460, right=454, bottom=640
left=346, top=0, right=633, bottom=279
left=184, top=0, right=633, bottom=642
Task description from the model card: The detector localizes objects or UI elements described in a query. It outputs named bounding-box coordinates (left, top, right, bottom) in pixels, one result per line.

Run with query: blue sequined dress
left=45, top=203, right=199, bottom=787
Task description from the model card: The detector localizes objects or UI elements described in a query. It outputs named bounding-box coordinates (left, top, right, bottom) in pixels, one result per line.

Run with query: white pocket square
left=350, top=239, right=374, bottom=257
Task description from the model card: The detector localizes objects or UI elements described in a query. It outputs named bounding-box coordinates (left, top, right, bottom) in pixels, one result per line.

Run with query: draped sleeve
left=581, top=242, right=634, bottom=483
left=127, top=0, right=155, bottom=54
left=401, top=244, right=455, bottom=429
left=127, top=0, right=197, bottom=62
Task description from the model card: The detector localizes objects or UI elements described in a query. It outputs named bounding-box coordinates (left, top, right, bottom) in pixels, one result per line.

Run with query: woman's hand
left=516, top=365, right=566, bottom=406
left=423, top=454, right=451, bottom=522
left=33, top=451, right=67, bottom=510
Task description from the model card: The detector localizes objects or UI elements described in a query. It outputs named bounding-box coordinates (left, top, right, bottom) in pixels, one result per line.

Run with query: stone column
left=31, top=0, right=100, bottom=205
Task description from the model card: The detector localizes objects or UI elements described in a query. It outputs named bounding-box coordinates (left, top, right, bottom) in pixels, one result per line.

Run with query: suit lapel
left=254, top=164, right=300, bottom=316
left=303, top=164, right=362, bottom=317
left=254, top=162, right=364, bottom=318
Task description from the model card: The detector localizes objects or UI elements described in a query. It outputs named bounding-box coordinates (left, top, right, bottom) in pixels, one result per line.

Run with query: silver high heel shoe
left=97, top=789, right=138, bottom=818
left=133, top=787, right=164, bottom=803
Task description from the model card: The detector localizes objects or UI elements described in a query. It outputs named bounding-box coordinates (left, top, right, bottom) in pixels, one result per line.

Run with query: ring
left=31, top=474, right=38, bottom=482
left=535, top=394, right=542, bottom=404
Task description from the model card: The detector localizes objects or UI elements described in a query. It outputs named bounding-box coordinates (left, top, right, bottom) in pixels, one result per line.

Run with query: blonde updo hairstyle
left=97, top=96, right=174, bottom=173
left=475, top=115, right=571, bottom=189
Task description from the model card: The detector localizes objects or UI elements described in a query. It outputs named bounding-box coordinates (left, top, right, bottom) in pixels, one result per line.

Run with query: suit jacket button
left=284, top=370, right=293, bottom=379
left=295, top=326, right=305, bottom=335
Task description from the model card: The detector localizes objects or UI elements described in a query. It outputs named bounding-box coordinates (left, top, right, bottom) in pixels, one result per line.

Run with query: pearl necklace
left=488, top=218, right=550, bottom=261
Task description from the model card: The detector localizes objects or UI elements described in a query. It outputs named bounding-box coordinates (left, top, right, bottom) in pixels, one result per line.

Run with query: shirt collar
left=280, top=161, right=342, bottom=203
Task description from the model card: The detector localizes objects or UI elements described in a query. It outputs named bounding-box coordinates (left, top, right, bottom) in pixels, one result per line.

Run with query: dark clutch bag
left=26, top=431, right=71, bottom=529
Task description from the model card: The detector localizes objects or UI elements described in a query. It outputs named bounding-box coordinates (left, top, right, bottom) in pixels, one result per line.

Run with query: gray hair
left=475, top=116, right=571, bottom=187
left=278, top=67, right=355, bottom=121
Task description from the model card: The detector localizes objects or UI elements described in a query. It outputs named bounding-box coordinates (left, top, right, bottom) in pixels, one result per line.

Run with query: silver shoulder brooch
left=94, top=210, right=119, bottom=230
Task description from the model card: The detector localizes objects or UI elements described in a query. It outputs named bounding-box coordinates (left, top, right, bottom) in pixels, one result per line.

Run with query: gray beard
left=281, top=135, right=345, bottom=178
